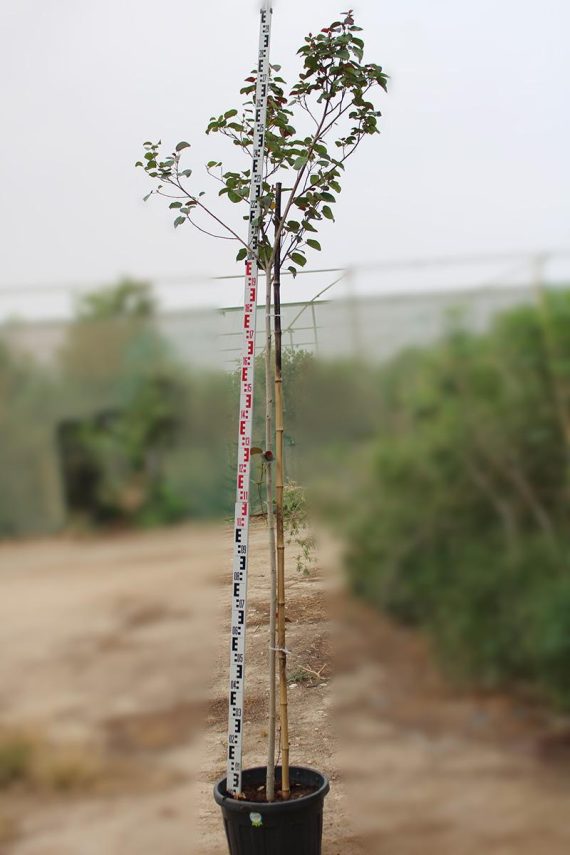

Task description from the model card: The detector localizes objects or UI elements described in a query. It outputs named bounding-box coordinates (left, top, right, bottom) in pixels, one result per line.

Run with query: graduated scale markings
left=226, top=2, right=273, bottom=796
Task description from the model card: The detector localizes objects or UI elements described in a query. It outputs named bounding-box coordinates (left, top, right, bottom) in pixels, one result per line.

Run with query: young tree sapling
left=137, top=9, right=387, bottom=801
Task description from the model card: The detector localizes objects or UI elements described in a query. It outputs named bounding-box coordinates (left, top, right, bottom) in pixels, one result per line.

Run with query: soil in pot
left=239, top=781, right=318, bottom=803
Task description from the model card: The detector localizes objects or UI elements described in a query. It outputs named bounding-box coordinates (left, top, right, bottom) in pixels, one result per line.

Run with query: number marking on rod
left=226, top=2, right=273, bottom=796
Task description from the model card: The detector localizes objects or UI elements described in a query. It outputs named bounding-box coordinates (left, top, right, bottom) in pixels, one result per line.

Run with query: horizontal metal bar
left=2, top=249, right=569, bottom=296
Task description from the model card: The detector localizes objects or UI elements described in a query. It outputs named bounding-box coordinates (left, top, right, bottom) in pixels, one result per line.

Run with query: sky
left=1, top=0, right=569, bottom=316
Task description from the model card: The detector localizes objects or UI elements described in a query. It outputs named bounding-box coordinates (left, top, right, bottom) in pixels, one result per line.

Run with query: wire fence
left=3, top=250, right=569, bottom=370
left=2, top=249, right=569, bottom=537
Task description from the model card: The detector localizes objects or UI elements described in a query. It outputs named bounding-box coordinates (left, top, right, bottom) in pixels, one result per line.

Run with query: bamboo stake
left=264, top=267, right=277, bottom=802
left=274, top=182, right=290, bottom=798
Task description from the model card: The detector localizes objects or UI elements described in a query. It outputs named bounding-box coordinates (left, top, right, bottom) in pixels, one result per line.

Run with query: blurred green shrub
left=57, top=280, right=236, bottom=527
left=0, top=340, right=60, bottom=535
left=347, top=288, right=570, bottom=708
left=0, top=280, right=238, bottom=534
left=0, top=732, right=34, bottom=787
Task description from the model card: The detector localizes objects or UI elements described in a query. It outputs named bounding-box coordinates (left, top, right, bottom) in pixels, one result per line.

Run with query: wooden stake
left=274, top=182, right=290, bottom=798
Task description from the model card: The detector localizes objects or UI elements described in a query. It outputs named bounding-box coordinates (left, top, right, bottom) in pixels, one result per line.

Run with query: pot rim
left=214, top=765, right=330, bottom=813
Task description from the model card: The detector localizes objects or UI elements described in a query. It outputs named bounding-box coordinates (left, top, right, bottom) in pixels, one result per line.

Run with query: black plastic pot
left=214, top=766, right=330, bottom=855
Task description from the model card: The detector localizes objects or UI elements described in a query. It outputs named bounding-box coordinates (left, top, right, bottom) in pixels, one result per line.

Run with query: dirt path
left=0, top=520, right=342, bottom=854
left=0, top=521, right=569, bottom=854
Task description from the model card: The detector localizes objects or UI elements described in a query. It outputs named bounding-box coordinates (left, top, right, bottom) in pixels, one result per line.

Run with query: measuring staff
left=226, top=0, right=273, bottom=797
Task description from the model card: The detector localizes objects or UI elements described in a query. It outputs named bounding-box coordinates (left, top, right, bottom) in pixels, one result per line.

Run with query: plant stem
left=273, top=182, right=290, bottom=798
left=264, top=262, right=277, bottom=802
left=267, top=99, right=332, bottom=274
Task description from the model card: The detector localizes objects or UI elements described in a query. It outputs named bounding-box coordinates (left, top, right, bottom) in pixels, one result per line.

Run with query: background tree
left=346, top=292, right=570, bottom=709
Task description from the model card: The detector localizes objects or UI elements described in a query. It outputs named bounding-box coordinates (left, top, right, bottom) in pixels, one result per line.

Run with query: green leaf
left=322, top=205, right=334, bottom=220
left=143, top=192, right=153, bottom=202
left=169, top=201, right=182, bottom=209
left=236, top=248, right=248, bottom=262
left=291, top=252, right=307, bottom=267
left=228, top=190, right=241, bottom=203
left=307, top=239, right=321, bottom=251
left=287, top=266, right=298, bottom=279
left=224, top=109, right=238, bottom=119
left=286, top=220, right=300, bottom=232
left=135, top=161, right=143, bottom=167
left=180, top=169, right=193, bottom=177
left=293, top=155, right=309, bottom=171
left=174, top=216, right=186, bottom=228
left=176, top=141, right=191, bottom=151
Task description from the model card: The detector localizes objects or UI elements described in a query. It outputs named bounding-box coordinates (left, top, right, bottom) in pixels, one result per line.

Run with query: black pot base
left=214, top=766, right=330, bottom=855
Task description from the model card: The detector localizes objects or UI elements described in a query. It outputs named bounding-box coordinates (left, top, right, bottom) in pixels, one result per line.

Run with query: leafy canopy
left=137, top=11, right=387, bottom=276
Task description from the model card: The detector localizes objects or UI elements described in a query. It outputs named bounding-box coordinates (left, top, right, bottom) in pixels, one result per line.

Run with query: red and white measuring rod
left=226, top=1, right=273, bottom=796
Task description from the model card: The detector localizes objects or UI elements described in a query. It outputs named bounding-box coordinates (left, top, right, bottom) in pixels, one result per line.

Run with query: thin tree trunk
left=273, top=182, right=290, bottom=798
left=265, top=266, right=277, bottom=802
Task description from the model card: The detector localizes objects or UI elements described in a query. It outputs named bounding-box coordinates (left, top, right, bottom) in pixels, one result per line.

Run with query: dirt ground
left=0, top=520, right=569, bottom=854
